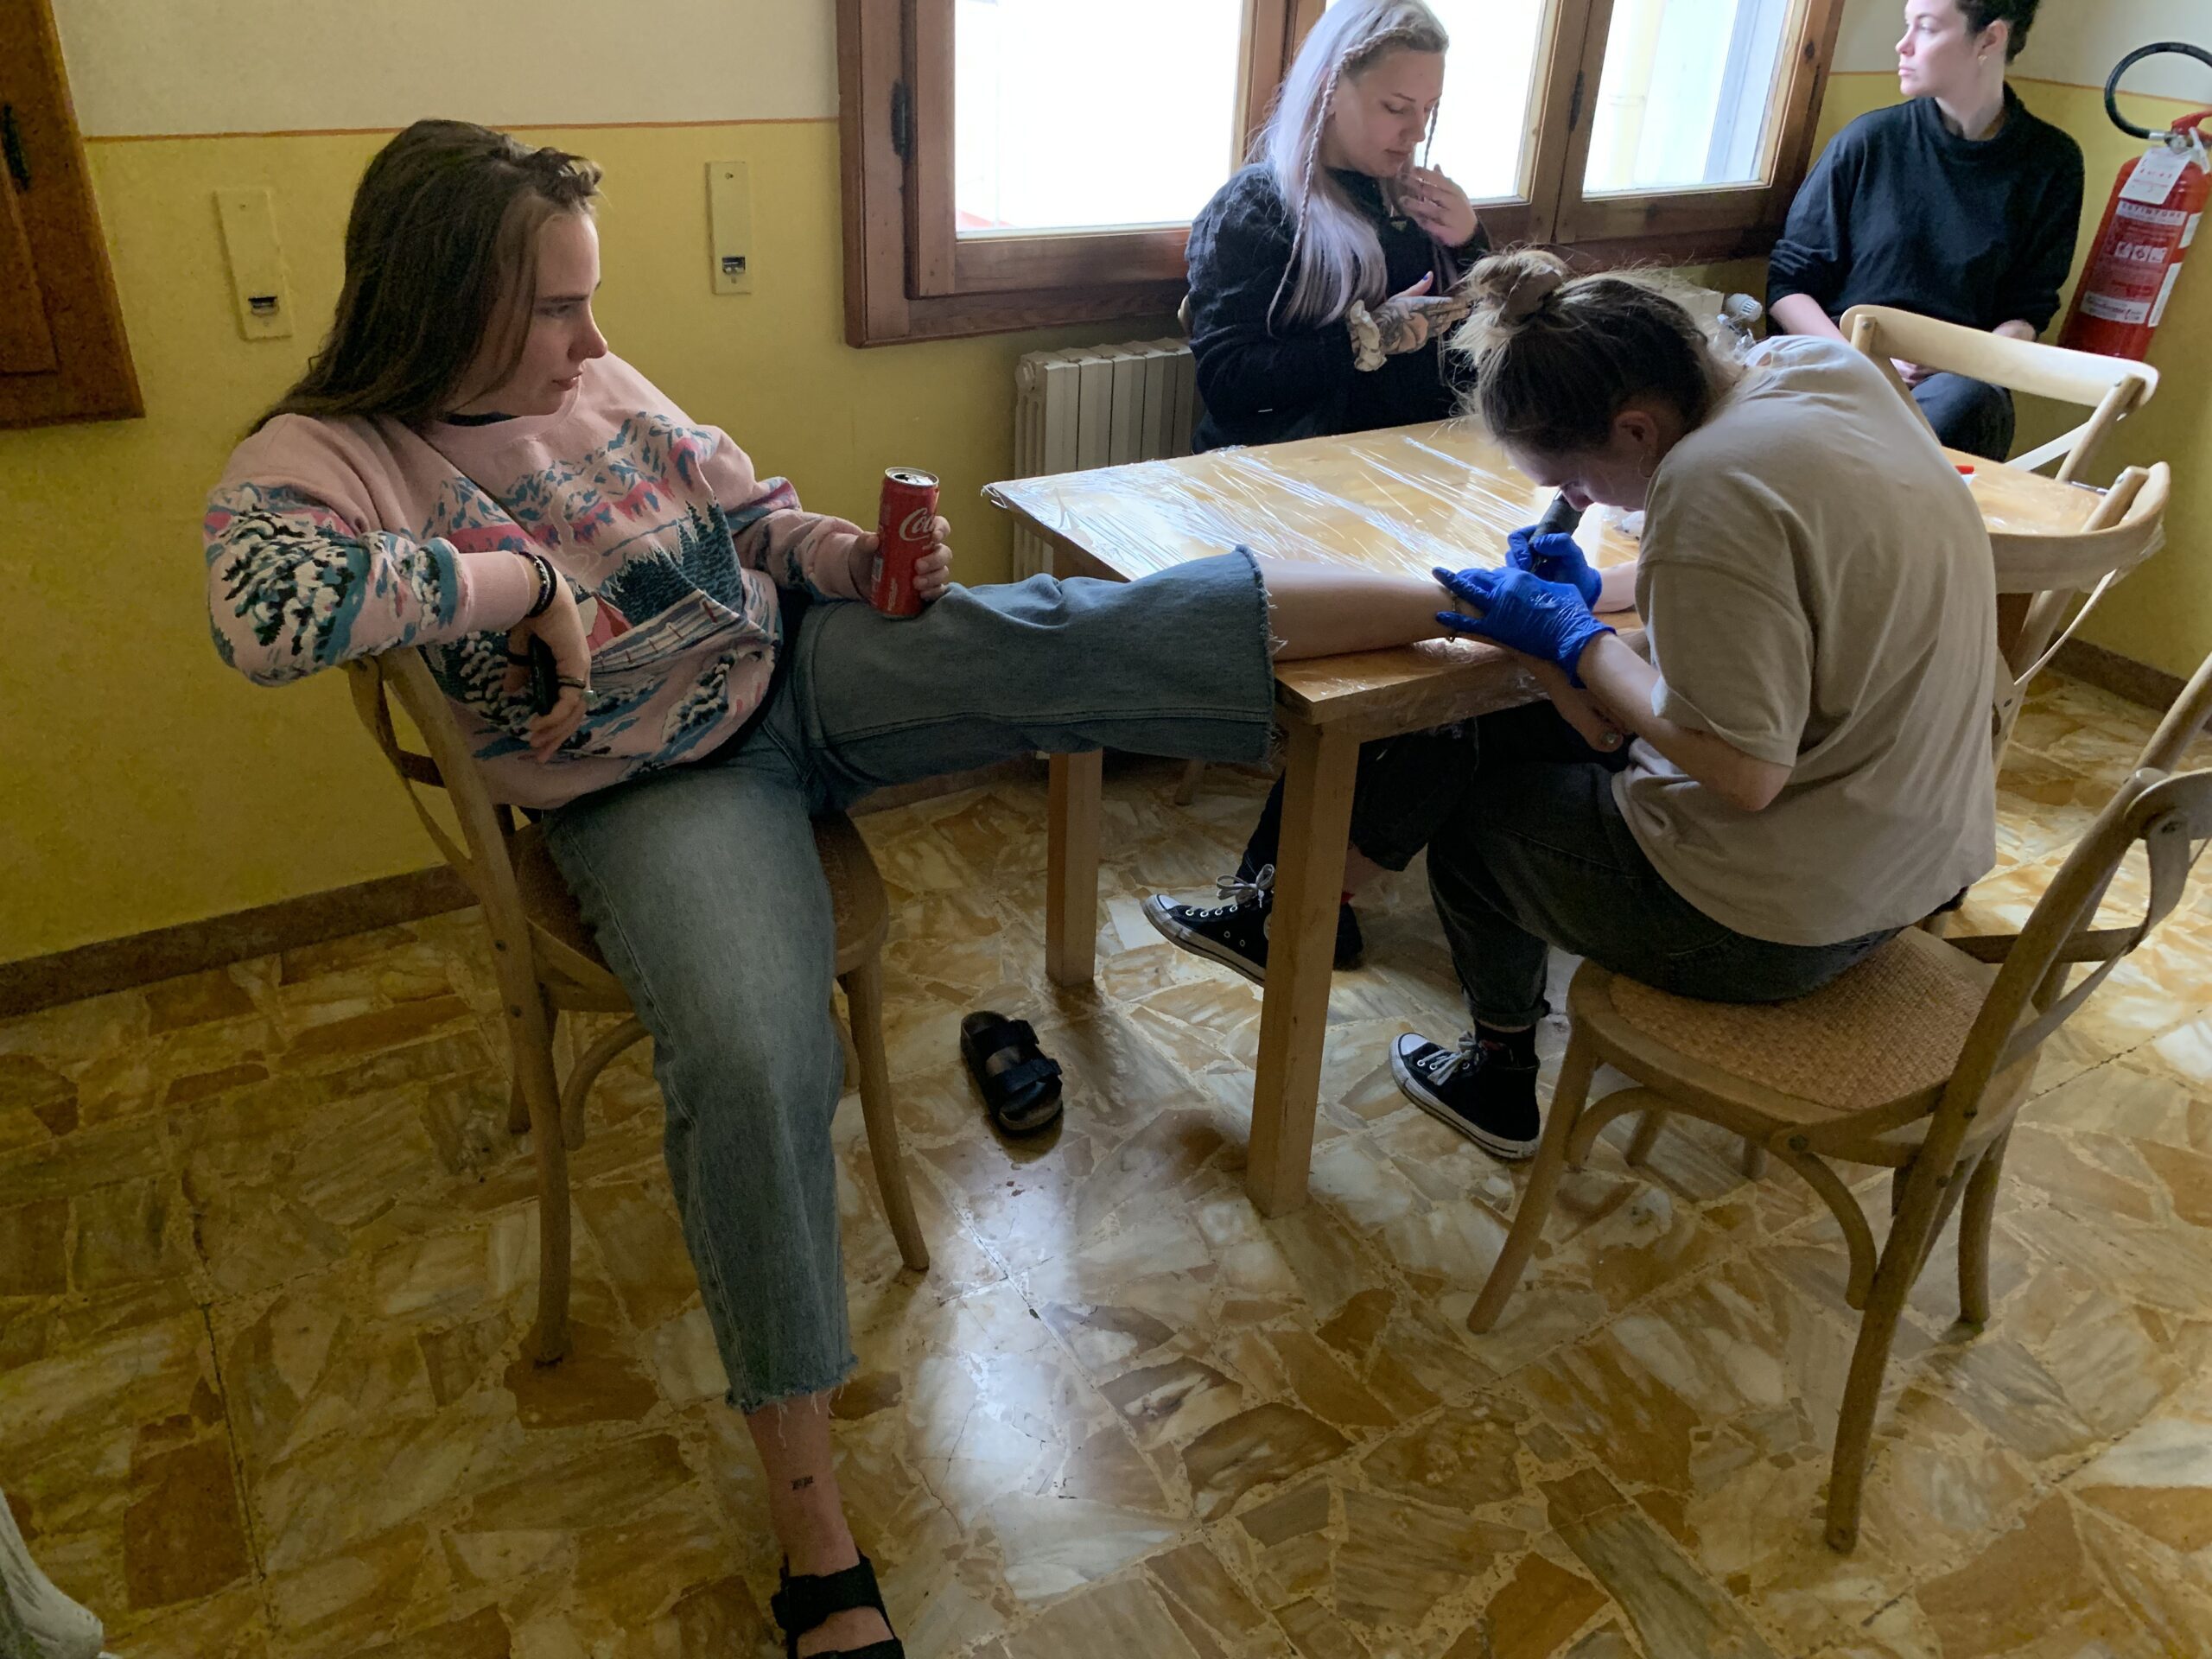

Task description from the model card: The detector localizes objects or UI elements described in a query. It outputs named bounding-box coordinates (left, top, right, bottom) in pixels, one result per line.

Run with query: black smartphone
left=527, top=634, right=559, bottom=716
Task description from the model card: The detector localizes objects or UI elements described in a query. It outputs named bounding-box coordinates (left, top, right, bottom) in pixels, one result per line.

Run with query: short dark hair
left=1958, top=0, right=2040, bottom=62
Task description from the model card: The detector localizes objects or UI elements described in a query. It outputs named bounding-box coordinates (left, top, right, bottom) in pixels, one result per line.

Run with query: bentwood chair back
left=1986, top=462, right=2170, bottom=766
left=1840, top=303, right=2158, bottom=485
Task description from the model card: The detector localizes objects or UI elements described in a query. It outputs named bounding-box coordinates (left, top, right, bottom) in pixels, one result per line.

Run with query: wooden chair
left=345, top=650, right=928, bottom=1365
left=1987, top=461, right=2170, bottom=767
left=1843, top=311, right=2166, bottom=757
left=1465, top=645, right=2212, bottom=1553
left=1840, top=303, right=2158, bottom=484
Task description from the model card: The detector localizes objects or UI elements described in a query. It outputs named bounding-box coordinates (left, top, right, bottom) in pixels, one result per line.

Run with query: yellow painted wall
left=0, top=119, right=1167, bottom=963
left=1812, top=71, right=2212, bottom=682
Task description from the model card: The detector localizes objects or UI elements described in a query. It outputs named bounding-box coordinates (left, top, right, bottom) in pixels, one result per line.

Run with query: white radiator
left=1010, top=338, right=1198, bottom=580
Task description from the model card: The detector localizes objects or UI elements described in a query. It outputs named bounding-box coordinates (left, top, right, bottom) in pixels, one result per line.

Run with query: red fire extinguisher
left=2061, top=42, right=2212, bottom=361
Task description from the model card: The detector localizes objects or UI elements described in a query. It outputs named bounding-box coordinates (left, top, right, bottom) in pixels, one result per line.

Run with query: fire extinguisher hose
left=2104, top=42, right=2212, bottom=140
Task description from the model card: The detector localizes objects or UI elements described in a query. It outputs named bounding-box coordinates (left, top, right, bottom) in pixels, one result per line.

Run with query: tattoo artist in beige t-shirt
left=1390, top=250, right=1998, bottom=1163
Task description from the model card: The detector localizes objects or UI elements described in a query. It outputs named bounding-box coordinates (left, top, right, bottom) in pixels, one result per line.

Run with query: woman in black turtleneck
left=1767, top=0, right=2082, bottom=460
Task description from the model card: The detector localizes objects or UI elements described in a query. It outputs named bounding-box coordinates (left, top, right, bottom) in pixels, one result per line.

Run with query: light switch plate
left=214, top=188, right=292, bottom=340
left=708, top=161, right=753, bottom=295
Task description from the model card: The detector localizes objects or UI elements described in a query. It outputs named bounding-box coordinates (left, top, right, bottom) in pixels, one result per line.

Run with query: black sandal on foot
left=770, top=1554, right=904, bottom=1659
left=959, top=1010, right=1064, bottom=1135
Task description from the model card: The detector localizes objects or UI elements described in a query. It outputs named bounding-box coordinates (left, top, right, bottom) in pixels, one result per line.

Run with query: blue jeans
left=542, top=556, right=1273, bottom=1411
left=1425, top=704, right=1896, bottom=1027
left=1914, top=372, right=2015, bottom=462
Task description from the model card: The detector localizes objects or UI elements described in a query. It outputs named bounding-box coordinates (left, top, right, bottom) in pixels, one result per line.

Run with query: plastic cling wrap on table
left=988, top=421, right=2104, bottom=597
left=983, top=422, right=1630, bottom=584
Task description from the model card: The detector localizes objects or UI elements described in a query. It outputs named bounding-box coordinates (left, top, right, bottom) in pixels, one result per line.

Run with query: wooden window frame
left=1, top=0, right=141, bottom=426
left=1545, top=0, right=1846, bottom=249
left=839, top=0, right=1846, bottom=347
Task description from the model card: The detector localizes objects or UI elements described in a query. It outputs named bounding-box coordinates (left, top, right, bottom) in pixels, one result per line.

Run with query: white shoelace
left=1425, top=1030, right=1484, bottom=1085
left=1195, top=862, right=1274, bottom=916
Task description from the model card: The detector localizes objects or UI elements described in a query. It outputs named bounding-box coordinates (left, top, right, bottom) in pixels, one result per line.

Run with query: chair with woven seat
left=346, top=648, right=929, bottom=1366
left=1465, top=645, right=2212, bottom=1553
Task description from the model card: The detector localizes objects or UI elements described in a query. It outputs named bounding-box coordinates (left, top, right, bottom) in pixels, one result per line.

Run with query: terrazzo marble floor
left=4, top=672, right=2212, bottom=1658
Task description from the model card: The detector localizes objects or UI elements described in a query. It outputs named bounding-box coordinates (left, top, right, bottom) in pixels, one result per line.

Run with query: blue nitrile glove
left=1433, top=565, right=1615, bottom=686
left=1505, top=526, right=1602, bottom=605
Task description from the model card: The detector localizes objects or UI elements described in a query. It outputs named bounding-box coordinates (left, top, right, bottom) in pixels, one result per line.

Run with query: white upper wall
left=1834, top=0, right=2212, bottom=101
left=51, top=0, right=841, bottom=136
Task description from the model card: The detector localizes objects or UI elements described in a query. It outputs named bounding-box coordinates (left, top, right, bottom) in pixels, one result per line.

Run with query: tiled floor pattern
left=3, top=672, right=2211, bottom=1658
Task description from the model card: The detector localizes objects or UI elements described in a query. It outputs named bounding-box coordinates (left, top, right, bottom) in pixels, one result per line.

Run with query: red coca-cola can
left=870, top=467, right=940, bottom=617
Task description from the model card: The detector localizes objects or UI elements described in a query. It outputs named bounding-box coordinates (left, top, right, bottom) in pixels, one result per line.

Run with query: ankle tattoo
left=789, top=1476, right=815, bottom=1492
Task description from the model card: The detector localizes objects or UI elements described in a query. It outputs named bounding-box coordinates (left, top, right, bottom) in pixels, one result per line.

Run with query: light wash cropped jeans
left=543, top=556, right=1274, bottom=1411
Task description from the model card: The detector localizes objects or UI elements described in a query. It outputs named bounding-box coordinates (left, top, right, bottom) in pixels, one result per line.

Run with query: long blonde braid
left=1265, top=57, right=1348, bottom=337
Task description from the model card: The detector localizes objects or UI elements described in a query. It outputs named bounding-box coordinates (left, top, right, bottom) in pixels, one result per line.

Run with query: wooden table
left=986, top=420, right=2105, bottom=1217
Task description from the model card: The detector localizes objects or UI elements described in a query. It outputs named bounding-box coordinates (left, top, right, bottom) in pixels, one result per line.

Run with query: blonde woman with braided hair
left=1186, top=0, right=1483, bottom=454
left=1148, top=0, right=1492, bottom=977
left=1389, top=249, right=1999, bottom=1159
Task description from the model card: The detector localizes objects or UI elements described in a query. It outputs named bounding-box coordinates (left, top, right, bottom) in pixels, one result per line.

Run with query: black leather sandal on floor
left=769, top=1554, right=903, bottom=1659
left=959, top=1010, right=1065, bottom=1135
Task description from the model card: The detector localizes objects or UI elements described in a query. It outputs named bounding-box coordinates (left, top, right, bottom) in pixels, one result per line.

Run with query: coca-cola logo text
left=891, top=506, right=935, bottom=543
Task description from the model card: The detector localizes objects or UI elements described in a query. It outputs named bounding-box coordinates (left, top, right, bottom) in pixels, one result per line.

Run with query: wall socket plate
left=708, top=161, right=753, bottom=295
left=214, top=188, right=292, bottom=340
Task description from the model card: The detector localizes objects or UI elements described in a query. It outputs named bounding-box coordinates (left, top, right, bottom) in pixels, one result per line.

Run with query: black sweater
left=1185, top=163, right=1489, bottom=452
left=1768, top=87, right=2084, bottom=334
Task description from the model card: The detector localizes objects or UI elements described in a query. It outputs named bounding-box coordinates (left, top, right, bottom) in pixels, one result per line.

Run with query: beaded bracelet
left=524, top=552, right=558, bottom=619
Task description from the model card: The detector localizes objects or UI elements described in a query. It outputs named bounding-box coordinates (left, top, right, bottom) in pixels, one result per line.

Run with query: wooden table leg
left=1046, top=749, right=1103, bottom=986
left=1246, top=720, right=1357, bottom=1216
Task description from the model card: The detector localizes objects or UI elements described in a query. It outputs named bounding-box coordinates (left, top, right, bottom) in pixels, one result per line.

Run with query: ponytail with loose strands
left=1255, top=0, right=1449, bottom=333
left=1451, top=250, right=1745, bottom=456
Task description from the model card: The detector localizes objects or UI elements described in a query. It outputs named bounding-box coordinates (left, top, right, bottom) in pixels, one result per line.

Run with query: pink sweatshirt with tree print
left=203, top=354, right=873, bottom=808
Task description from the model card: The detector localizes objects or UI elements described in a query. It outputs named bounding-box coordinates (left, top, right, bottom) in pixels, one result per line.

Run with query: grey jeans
left=1426, top=703, right=1896, bottom=1027
left=543, top=555, right=1274, bottom=1411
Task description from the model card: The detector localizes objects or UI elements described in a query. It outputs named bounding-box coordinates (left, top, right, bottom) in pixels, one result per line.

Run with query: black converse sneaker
left=1143, top=868, right=1275, bottom=983
left=1142, top=866, right=1366, bottom=984
left=1390, top=1030, right=1541, bottom=1160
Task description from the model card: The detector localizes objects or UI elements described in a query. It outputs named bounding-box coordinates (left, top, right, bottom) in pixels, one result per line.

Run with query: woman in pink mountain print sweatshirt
left=204, top=121, right=1461, bottom=1657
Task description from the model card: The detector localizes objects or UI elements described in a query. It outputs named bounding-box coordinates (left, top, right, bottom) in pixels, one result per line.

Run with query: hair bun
left=1460, top=249, right=1571, bottom=341
left=1502, top=264, right=1566, bottom=324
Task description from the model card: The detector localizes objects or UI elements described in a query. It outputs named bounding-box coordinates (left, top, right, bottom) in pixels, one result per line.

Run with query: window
left=1408, top=0, right=1553, bottom=207
left=1557, top=0, right=1823, bottom=243
left=838, top=0, right=1844, bottom=346
left=953, top=0, right=1246, bottom=235
left=1581, top=0, right=1802, bottom=194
